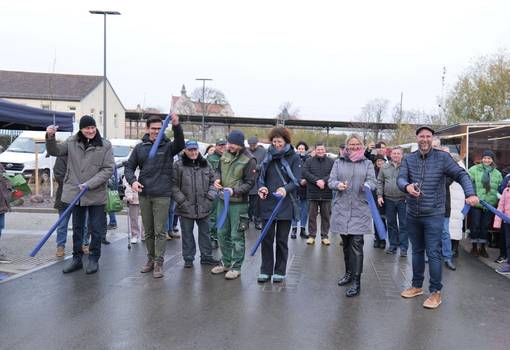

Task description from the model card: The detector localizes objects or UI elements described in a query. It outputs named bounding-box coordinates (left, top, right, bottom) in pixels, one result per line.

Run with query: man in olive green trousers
left=211, top=130, right=256, bottom=280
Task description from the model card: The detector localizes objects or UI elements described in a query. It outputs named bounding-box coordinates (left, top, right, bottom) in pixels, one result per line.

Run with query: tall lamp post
left=89, top=10, right=121, bottom=138
left=195, top=78, right=212, bottom=141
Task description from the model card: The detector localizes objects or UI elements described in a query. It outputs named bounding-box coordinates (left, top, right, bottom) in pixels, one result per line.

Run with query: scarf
left=481, top=164, right=494, bottom=193
left=343, top=147, right=366, bottom=162
left=259, top=144, right=298, bottom=188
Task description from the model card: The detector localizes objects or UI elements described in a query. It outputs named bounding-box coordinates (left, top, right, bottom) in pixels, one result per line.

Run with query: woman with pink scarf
left=328, top=134, right=376, bottom=297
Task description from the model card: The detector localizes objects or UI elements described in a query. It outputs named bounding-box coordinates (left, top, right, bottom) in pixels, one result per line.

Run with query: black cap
left=79, top=115, right=96, bottom=129
left=415, top=125, right=435, bottom=135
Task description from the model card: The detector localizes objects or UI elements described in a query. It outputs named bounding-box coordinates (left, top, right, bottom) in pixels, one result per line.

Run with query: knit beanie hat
left=227, top=130, right=245, bottom=147
left=482, top=150, right=496, bottom=161
left=79, top=115, right=96, bottom=129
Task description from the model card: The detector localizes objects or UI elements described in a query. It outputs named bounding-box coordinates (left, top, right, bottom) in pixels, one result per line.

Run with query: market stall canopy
left=0, top=98, right=74, bottom=131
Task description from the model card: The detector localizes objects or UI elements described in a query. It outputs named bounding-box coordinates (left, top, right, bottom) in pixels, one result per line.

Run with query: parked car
left=110, top=138, right=141, bottom=199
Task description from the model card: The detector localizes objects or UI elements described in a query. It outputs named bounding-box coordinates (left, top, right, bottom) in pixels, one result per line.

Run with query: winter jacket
left=449, top=160, right=467, bottom=240
left=397, top=148, right=475, bottom=218
left=302, top=155, right=334, bottom=200
left=53, top=156, right=68, bottom=210
left=124, top=124, right=185, bottom=198
left=257, top=146, right=302, bottom=220
left=296, top=153, right=309, bottom=200
left=0, top=164, right=11, bottom=214
left=46, top=132, right=114, bottom=206
left=248, top=145, right=267, bottom=195
left=494, top=187, right=510, bottom=229
left=468, top=163, right=502, bottom=208
left=172, top=153, right=217, bottom=219
left=498, top=173, right=510, bottom=194
left=216, top=148, right=257, bottom=204
left=328, top=155, right=376, bottom=235
left=207, top=151, right=222, bottom=171
left=376, top=161, right=405, bottom=201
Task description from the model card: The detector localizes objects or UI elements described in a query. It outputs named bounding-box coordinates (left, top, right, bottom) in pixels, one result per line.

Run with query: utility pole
left=195, top=78, right=212, bottom=142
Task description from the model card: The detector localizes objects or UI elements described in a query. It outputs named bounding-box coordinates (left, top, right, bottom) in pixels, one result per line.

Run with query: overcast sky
left=2, top=0, right=510, bottom=121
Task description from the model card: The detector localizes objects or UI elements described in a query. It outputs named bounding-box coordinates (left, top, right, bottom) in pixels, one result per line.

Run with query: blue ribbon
left=461, top=204, right=471, bottom=218
left=363, top=184, right=387, bottom=240
left=148, top=114, right=171, bottom=159
left=216, top=190, right=231, bottom=230
left=462, top=201, right=510, bottom=225
left=30, top=185, right=89, bottom=257
left=250, top=193, right=284, bottom=256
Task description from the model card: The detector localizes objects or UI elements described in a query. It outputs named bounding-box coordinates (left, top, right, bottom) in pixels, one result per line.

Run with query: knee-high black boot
left=339, top=235, right=352, bottom=286
left=346, top=235, right=364, bottom=297
left=346, top=274, right=361, bottom=297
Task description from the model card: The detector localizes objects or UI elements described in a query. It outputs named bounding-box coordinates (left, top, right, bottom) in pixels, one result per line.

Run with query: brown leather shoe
left=401, top=287, right=424, bottom=298
left=423, top=291, right=442, bottom=309
left=56, top=246, right=65, bottom=258
left=140, top=259, right=154, bottom=273
left=153, top=261, right=164, bottom=278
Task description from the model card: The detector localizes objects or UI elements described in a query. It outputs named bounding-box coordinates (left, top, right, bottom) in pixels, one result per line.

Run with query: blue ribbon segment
left=363, top=184, right=387, bottom=240
left=250, top=193, right=284, bottom=256
left=148, top=114, right=171, bottom=159
left=216, top=190, right=231, bottom=230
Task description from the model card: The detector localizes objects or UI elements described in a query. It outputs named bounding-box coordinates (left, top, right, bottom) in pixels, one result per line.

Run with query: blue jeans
left=72, top=205, right=106, bottom=261
left=442, top=218, right=453, bottom=260
left=0, top=212, right=4, bottom=237
left=291, top=198, right=309, bottom=229
left=385, top=198, right=408, bottom=251
left=180, top=217, right=213, bottom=262
left=165, top=200, right=177, bottom=232
left=56, top=207, right=72, bottom=247
left=407, top=214, right=444, bottom=293
left=108, top=212, right=117, bottom=226
left=469, top=207, right=492, bottom=243
left=82, top=210, right=90, bottom=246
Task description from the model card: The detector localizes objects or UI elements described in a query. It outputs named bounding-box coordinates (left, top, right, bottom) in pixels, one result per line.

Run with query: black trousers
left=248, top=194, right=261, bottom=224
left=260, top=220, right=291, bottom=275
left=72, top=205, right=106, bottom=262
left=340, top=234, right=364, bottom=276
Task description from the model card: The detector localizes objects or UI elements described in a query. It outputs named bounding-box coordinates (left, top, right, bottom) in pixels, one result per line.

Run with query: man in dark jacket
left=171, top=140, right=220, bottom=268
left=211, top=130, right=257, bottom=280
left=125, top=114, right=185, bottom=278
left=397, top=126, right=478, bottom=309
left=247, top=136, right=267, bottom=230
left=302, top=143, right=334, bottom=246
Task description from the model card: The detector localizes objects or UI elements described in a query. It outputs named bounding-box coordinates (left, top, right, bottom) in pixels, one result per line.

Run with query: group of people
left=0, top=113, right=499, bottom=311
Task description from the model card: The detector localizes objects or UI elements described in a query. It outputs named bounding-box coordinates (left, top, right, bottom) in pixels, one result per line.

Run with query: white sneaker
left=225, top=270, right=241, bottom=280
left=130, top=237, right=138, bottom=244
left=211, top=265, right=229, bottom=274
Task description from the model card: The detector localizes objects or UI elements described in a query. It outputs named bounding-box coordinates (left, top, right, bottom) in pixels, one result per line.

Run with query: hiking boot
left=496, top=264, right=510, bottom=275
left=101, top=238, right=111, bottom=245
left=225, top=270, right=241, bottom=280
left=140, top=259, right=154, bottom=273
left=166, top=233, right=173, bottom=241
left=85, top=260, right=99, bottom=274
left=211, top=265, right=229, bottom=274
left=337, top=272, right=352, bottom=286
left=82, top=245, right=90, bottom=255
left=306, top=237, right=315, bottom=245
left=479, top=244, right=489, bottom=258
left=56, top=246, right=65, bottom=258
left=153, top=261, right=164, bottom=278
left=272, top=274, right=285, bottom=283
left=257, top=273, right=271, bottom=283
left=401, top=287, right=424, bottom=298
left=470, top=243, right=479, bottom=256
left=63, top=258, right=83, bottom=274
left=423, top=291, right=442, bottom=309
left=299, top=227, right=308, bottom=238
left=184, top=260, right=193, bottom=268
left=321, top=238, right=331, bottom=246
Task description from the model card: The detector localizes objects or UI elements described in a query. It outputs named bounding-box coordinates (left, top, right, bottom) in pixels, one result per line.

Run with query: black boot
left=63, top=257, right=83, bottom=274
left=346, top=275, right=361, bottom=297
left=470, top=243, right=479, bottom=256
left=479, top=244, right=489, bottom=258
left=451, top=240, right=459, bottom=258
left=86, top=260, right=99, bottom=274
left=300, top=227, right=308, bottom=238
left=337, top=272, right=352, bottom=286
left=291, top=227, right=297, bottom=239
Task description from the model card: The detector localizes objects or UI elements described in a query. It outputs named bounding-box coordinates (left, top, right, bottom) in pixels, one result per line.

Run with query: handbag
left=105, top=189, right=123, bottom=213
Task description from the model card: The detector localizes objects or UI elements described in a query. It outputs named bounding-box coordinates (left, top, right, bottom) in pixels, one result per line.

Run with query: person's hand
left=300, top=179, right=307, bottom=186
left=78, top=183, right=88, bottom=191
left=132, top=181, right=144, bottom=193
left=377, top=197, right=384, bottom=207
left=316, top=179, right=325, bottom=189
left=258, top=187, right=268, bottom=199
left=465, top=195, right=479, bottom=206
left=46, top=125, right=58, bottom=137
left=171, top=113, right=179, bottom=126
left=214, top=179, right=223, bottom=190
left=367, top=142, right=375, bottom=150
left=337, top=181, right=348, bottom=191
left=276, top=187, right=287, bottom=197
left=406, top=184, right=420, bottom=198
left=223, top=187, right=233, bottom=196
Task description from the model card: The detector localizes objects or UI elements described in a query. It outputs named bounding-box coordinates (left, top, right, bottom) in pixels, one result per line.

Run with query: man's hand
left=171, top=113, right=179, bottom=126
left=300, top=179, right=307, bottom=186
left=46, top=125, right=58, bottom=137
left=316, top=179, right=325, bottom=189
left=465, top=195, right=479, bottom=206
left=406, top=184, right=420, bottom=198
left=214, top=179, right=223, bottom=190
left=337, top=182, right=348, bottom=191
left=223, top=187, right=233, bottom=196
left=132, top=181, right=144, bottom=193
left=78, top=183, right=88, bottom=191
left=377, top=197, right=384, bottom=207
left=258, top=187, right=268, bottom=199
left=276, top=187, right=287, bottom=197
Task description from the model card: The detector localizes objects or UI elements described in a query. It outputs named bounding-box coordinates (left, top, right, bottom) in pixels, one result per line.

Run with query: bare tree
left=191, top=87, right=228, bottom=106
left=357, top=98, right=389, bottom=142
left=276, top=102, right=300, bottom=122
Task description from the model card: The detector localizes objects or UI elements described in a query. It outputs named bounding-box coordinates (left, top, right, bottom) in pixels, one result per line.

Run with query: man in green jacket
left=211, top=130, right=256, bottom=280
left=206, top=138, right=227, bottom=248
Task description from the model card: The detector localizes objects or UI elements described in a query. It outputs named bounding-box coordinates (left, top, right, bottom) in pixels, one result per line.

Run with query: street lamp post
left=195, top=78, right=212, bottom=141
left=89, top=10, right=121, bottom=138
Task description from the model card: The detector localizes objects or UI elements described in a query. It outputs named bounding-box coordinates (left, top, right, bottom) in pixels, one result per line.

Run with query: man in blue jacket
left=397, top=126, right=478, bottom=309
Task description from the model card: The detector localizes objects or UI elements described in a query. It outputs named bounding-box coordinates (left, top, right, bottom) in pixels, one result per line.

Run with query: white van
left=0, top=130, right=71, bottom=180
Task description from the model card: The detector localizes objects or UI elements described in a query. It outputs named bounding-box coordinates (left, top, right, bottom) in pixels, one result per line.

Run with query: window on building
left=90, top=108, right=95, bottom=115
left=69, top=106, right=76, bottom=111
left=41, top=104, right=50, bottom=110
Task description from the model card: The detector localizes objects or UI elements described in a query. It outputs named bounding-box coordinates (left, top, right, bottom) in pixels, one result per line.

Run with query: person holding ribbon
left=211, top=130, right=256, bottom=280
left=124, top=114, right=184, bottom=279
left=46, top=115, right=115, bottom=274
left=328, top=134, right=376, bottom=297
left=256, top=127, right=302, bottom=283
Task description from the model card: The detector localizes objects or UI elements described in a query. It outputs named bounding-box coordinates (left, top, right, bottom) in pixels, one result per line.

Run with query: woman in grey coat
left=328, top=134, right=376, bottom=297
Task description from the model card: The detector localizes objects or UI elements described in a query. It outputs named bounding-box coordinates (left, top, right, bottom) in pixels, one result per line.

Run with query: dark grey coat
left=248, top=145, right=267, bottom=195
left=328, top=156, right=376, bottom=235
left=171, top=153, right=217, bottom=219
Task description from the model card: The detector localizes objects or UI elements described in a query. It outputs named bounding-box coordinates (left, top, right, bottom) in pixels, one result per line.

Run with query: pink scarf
left=344, top=148, right=366, bottom=162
